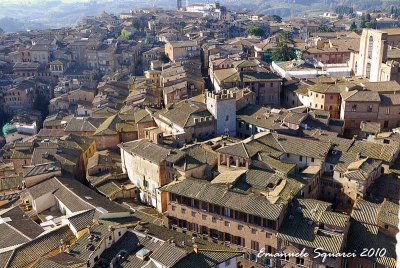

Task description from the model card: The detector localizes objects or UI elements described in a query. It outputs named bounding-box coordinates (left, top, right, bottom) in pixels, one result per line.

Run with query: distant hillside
left=0, top=17, right=47, bottom=33
left=220, top=0, right=400, bottom=17
left=0, top=0, right=160, bottom=31
left=1, top=0, right=400, bottom=31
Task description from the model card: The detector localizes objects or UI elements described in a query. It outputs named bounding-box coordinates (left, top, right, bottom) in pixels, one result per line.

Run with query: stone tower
left=206, top=90, right=237, bottom=136
left=356, top=29, right=388, bottom=82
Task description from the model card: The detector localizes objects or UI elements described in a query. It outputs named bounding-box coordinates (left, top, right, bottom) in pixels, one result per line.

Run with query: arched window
left=367, top=36, right=374, bottom=59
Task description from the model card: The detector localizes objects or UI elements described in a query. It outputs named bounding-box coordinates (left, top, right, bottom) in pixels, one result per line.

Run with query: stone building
left=119, top=139, right=185, bottom=212
left=210, top=59, right=282, bottom=107
left=164, top=41, right=200, bottom=62
left=355, top=28, right=400, bottom=82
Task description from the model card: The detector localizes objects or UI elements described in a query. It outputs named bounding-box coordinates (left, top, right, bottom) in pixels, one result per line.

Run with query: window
left=296, top=257, right=305, bottom=266
left=368, top=105, right=373, bottom=112
left=266, top=232, right=272, bottom=238
left=263, top=258, right=271, bottom=266
left=251, top=240, right=259, bottom=251
left=385, top=224, right=389, bottom=229
left=316, top=94, right=319, bottom=98
left=224, top=208, right=231, bottom=217
left=251, top=228, right=257, bottom=234
left=299, top=156, right=303, bottom=161
left=351, top=104, right=357, bottom=112
left=356, top=265, right=363, bottom=268
left=225, top=115, right=229, bottom=121
left=384, top=120, right=389, bottom=128
left=311, top=158, right=315, bottom=162
left=386, top=107, right=390, bottom=115
left=224, top=221, right=230, bottom=227
left=281, top=254, right=290, bottom=261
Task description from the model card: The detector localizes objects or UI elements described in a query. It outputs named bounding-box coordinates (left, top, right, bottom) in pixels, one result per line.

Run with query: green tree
left=0, top=27, right=4, bottom=35
left=361, top=13, right=377, bottom=29
left=120, top=27, right=132, bottom=39
left=349, top=21, right=357, bottom=32
left=272, top=31, right=296, bottom=62
left=132, top=20, right=141, bottom=30
left=246, top=26, right=265, bottom=37
left=33, top=95, right=49, bottom=119
left=317, top=25, right=334, bottom=32
left=270, top=15, right=282, bottom=23
left=335, top=5, right=353, bottom=15
left=365, top=19, right=377, bottom=29
left=360, top=14, right=367, bottom=28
